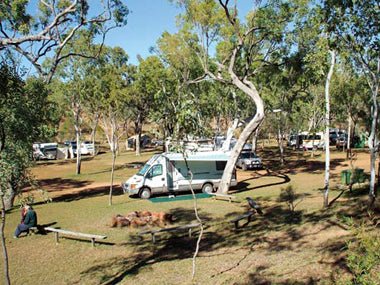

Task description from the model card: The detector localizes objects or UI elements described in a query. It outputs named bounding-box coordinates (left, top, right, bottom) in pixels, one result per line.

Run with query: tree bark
left=3, top=186, right=16, bottom=211
left=277, top=127, right=285, bottom=166
left=109, top=118, right=117, bottom=206
left=73, top=98, right=82, bottom=175
left=218, top=77, right=264, bottom=194
left=75, top=128, right=81, bottom=175
left=90, top=113, right=99, bottom=156
left=135, top=114, right=142, bottom=156
left=323, top=50, right=335, bottom=208
left=346, top=115, right=352, bottom=160
left=251, top=127, right=259, bottom=153
left=368, top=81, right=379, bottom=206
left=109, top=149, right=116, bottom=206
left=181, top=155, right=203, bottom=280
left=0, top=193, right=11, bottom=285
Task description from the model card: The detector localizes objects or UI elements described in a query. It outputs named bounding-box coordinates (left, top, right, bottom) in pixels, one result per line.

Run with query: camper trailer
left=122, top=151, right=237, bottom=199
left=32, top=143, right=58, bottom=160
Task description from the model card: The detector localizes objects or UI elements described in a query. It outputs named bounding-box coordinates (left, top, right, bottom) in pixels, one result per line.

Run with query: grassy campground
left=2, top=147, right=379, bottom=284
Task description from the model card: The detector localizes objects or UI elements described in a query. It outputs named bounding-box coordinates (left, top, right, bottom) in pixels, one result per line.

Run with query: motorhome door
left=145, top=163, right=166, bottom=193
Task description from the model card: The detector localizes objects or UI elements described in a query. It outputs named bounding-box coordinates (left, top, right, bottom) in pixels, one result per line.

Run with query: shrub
left=343, top=221, right=380, bottom=285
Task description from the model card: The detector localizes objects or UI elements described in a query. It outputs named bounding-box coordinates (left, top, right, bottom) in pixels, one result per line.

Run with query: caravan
left=302, top=132, right=325, bottom=150
left=122, top=151, right=237, bottom=199
left=32, top=143, right=58, bottom=160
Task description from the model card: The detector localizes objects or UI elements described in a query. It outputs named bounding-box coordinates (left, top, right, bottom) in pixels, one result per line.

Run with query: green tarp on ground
left=149, top=193, right=212, bottom=203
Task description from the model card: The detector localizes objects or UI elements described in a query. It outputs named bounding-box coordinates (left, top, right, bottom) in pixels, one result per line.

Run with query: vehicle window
left=216, top=161, right=227, bottom=170
left=306, top=135, right=321, bottom=140
left=152, top=164, right=163, bottom=177
left=137, top=164, right=151, bottom=176
left=240, top=153, right=250, bottom=159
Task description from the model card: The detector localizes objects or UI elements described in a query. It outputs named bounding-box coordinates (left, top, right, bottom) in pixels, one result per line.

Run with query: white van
left=302, top=132, right=325, bottom=150
left=122, top=151, right=237, bottom=199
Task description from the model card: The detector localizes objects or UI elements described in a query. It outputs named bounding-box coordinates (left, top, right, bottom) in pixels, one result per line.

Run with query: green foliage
left=0, top=0, right=31, bottom=34
left=330, top=64, right=370, bottom=127
left=0, top=64, right=58, bottom=208
left=342, top=221, right=380, bottom=285
left=278, top=184, right=303, bottom=212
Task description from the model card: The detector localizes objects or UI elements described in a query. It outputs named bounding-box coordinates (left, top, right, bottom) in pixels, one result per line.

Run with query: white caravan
left=32, top=143, right=58, bottom=160
left=122, top=151, right=237, bottom=199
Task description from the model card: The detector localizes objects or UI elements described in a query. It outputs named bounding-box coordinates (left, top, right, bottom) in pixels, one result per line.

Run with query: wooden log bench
left=230, top=211, right=254, bottom=229
left=44, top=227, right=107, bottom=247
left=209, top=193, right=237, bottom=203
left=139, top=223, right=201, bottom=244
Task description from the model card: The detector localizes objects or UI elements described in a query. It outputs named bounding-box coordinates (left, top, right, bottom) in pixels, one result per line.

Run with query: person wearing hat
left=14, top=205, right=37, bottom=238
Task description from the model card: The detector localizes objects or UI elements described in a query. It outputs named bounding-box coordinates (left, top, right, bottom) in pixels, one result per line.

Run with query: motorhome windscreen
left=137, top=164, right=150, bottom=176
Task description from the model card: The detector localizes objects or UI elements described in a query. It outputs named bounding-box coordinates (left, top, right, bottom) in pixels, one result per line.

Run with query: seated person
left=14, top=205, right=37, bottom=238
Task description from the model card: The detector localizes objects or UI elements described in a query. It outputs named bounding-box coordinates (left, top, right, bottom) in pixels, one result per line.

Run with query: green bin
left=353, top=168, right=365, bottom=183
left=341, top=168, right=365, bottom=185
left=341, top=170, right=351, bottom=185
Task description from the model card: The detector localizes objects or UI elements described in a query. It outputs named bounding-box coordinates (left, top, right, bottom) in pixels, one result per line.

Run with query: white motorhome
left=122, top=151, right=237, bottom=199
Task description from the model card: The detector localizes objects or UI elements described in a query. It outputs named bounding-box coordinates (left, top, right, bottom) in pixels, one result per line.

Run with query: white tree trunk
left=323, top=50, right=335, bottom=208
left=277, top=127, right=285, bottom=166
left=109, top=119, right=117, bottom=206
left=218, top=77, right=264, bottom=194
left=109, top=148, right=116, bottom=206
left=362, top=56, right=379, bottom=205
left=251, top=127, right=259, bottom=153
left=221, top=118, right=239, bottom=151
left=368, top=89, right=379, bottom=205
left=73, top=100, right=82, bottom=175
left=90, top=112, right=99, bottom=156
left=346, top=115, right=352, bottom=159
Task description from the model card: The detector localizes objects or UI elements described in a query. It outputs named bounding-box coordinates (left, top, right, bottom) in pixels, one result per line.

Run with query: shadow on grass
left=86, top=161, right=146, bottom=175
left=77, top=198, right=370, bottom=284
left=230, top=168, right=291, bottom=194
left=52, top=185, right=124, bottom=203
left=25, top=178, right=92, bottom=193
left=35, top=155, right=99, bottom=167
left=257, top=147, right=348, bottom=176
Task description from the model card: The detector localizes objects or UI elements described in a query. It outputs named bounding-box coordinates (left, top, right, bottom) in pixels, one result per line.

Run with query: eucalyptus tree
left=259, top=47, right=311, bottom=165
left=173, top=0, right=297, bottom=193
left=94, top=46, right=130, bottom=206
left=325, top=0, right=380, bottom=205
left=0, top=0, right=128, bottom=83
left=0, top=64, right=58, bottom=284
left=131, top=56, right=166, bottom=155
left=331, top=67, right=370, bottom=154
left=53, top=39, right=93, bottom=174
left=154, top=30, right=208, bottom=145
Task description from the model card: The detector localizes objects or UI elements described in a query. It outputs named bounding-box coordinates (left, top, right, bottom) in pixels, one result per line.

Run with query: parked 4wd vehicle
left=236, top=151, right=263, bottom=171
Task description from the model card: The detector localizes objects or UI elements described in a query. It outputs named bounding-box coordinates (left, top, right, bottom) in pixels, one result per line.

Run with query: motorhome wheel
left=139, top=187, right=151, bottom=199
left=202, top=183, right=214, bottom=194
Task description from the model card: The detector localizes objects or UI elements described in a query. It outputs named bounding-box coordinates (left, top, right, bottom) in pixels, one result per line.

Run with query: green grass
left=2, top=148, right=379, bottom=284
